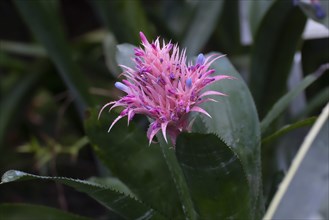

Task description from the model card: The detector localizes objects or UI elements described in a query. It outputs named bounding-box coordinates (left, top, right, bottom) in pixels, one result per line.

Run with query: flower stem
left=157, top=134, right=197, bottom=220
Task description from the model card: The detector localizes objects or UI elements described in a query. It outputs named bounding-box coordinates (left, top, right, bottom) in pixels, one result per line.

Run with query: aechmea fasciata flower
left=99, top=32, right=233, bottom=146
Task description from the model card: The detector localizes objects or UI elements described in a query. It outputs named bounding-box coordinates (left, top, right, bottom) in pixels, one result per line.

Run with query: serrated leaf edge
left=0, top=169, right=166, bottom=219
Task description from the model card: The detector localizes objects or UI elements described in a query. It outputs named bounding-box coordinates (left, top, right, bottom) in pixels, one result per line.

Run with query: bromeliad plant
left=1, top=32, right=263, bottom=219
left=87, top=32, right=262, bottom=219
left=2, top=1, right=328, bottom=219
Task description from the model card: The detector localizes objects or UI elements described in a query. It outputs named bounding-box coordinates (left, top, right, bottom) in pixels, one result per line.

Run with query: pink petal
left=204, top=53, right=220, bottom=64
left=98, top=102, right=114, bottom=119
left=212, top=75, right=235, bottom=82
left=108, top=115, right=124, bottom=132
left=167, top=128, right=179, bottom=147
left=109, top=102, right=125, bottom=111
left=139, top=32, right=149, bottom=45
left=200, top=90, right=227, bottom=98
left=147, top=126, right=161, bottom=146
left=190, top=106, right=212, bottom=118
left=127, top=110, right=135, bottom=125
left=133, top=108, right=152, bottom=115
left=204, top=54, right=226, bottom=67
left=161, top=121, right=169, bottom=143
left=187, top=117, right=197, bottom=131
left=119, top=65, right=134, bottom=73
left=195, top=98, right=218, bottom=105
left=202, top=75, right=235, bottom=87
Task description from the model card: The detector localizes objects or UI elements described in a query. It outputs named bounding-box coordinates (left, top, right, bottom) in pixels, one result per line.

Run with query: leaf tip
left=1, top=170, right=25, bottom=184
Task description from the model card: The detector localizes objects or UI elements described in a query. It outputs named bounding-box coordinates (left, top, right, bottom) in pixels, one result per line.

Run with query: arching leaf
left=1, top=170, right=165, bottom=220
left=176, top=133, right=251, bottom=219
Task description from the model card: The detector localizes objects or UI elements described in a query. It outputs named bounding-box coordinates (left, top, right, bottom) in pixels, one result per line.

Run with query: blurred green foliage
left=0, top=0, right=328, bottom=219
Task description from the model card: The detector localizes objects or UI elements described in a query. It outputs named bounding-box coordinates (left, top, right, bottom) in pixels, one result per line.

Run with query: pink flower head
left=100, top=32, right=233, bottom=146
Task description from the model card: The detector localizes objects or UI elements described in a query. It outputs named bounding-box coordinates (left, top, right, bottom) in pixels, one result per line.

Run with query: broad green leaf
left=297, top=0, right=329, bottom=28
left=249, top=1, right=307, bottom=117
left=85, top=108, right=183, bottom=218
left=264, top=103, right=329, bottom=219
left=262, top=117, right=317, bottom=145
left=1, top=170, right=165, bottom=220
left=0, top=203, right=90, bottom=220
left=260, top=67, right=325, bottom=135
left=182, top=0, right=224, bottom=57
left=88, top=176, right=135, bottom=198
left=248, top=0, right=274, bottom=36
left=92, top=0, right=153, bottom=44
left=14, top=0, right=94, bottom=115
left=212, top=0, right=242, bottom=55
left=176, top=133, right=250, bottom=219
left=194, top=53, right=263, bottom=218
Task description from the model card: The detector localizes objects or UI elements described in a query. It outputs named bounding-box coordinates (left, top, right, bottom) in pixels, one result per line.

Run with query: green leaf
left=249, top=0, right=307, bottom=117
left=103, top=37, right=137, bottom=77
left=212, top=0, right=242, bottom=55
left=297, top=86, right=329, bottom=119
left=156, top=134, right=197, bottom=220
left=262, top=117, right=317, bottom=145
left=116, top=43, right=136, bottom=72
left=176, top=133, right=250, bottom=219
left=92, top=0, right=153, bottom=44
left=260, top=67, right=325, bottom=136
left=193, top=53, right=263, bottom=218
left=88, top=176, right=135, bottom=198
left=14, top=0, right=94, bottom=114
left=1, top=170, right=165, bottom=220
left=182, top=0, right=224, bottom=57
left=264, top=103, right=329, bottom=219
left=0, top=203, right=90, bottom=220
left=84, top=108, right=183, bottom=218
left=297, top=0, right=329, bottom=28
left=248, top=0, right=274, bottom=36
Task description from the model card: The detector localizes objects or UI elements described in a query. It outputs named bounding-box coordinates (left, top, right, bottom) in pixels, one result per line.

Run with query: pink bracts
left=100, top=32, right=233, bottom=145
